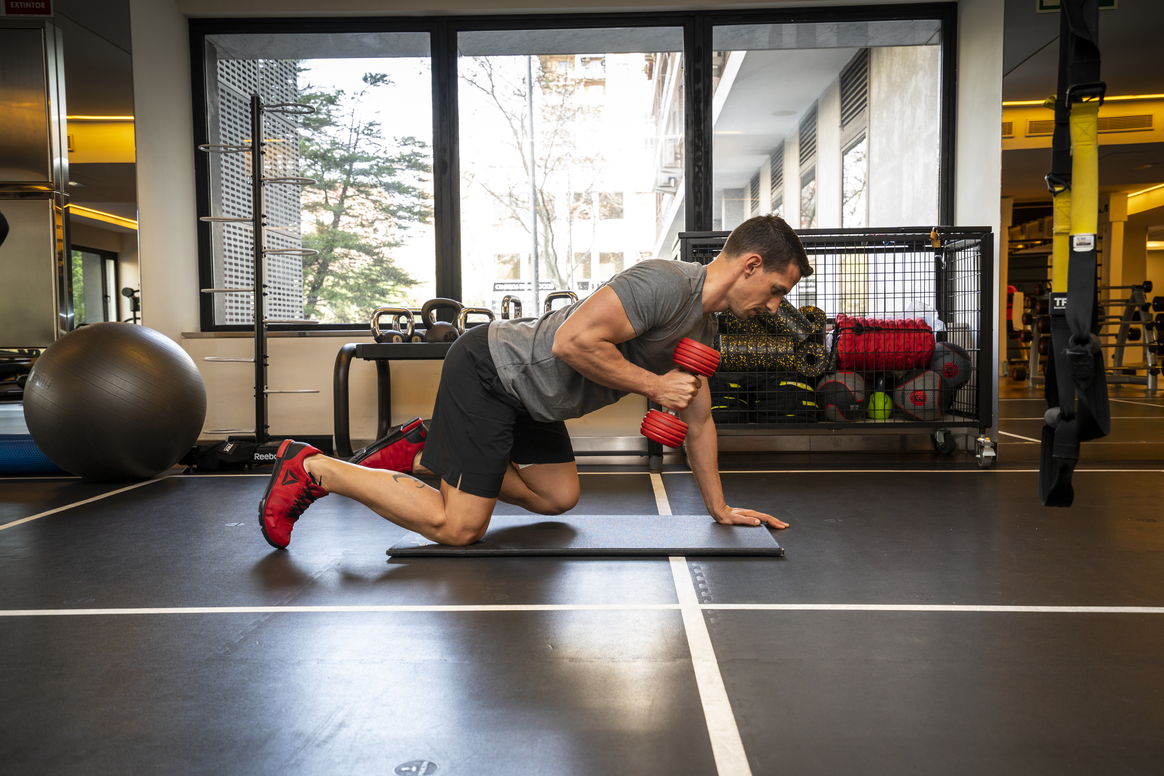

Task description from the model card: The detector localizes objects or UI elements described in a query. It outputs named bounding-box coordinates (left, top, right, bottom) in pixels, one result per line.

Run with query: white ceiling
left=712, top=47, right=858, bottom=190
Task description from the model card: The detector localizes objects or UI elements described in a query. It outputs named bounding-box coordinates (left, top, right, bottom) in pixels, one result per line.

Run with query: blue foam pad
left=387, top=514, right=784, bottom=557
left=0, top=434, right=68, bottom=475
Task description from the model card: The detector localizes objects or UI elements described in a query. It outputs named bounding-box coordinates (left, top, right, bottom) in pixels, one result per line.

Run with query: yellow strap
left=1070, top=99, right=1100, bottom=237
left=1052, top=188, right=1071, bottom=294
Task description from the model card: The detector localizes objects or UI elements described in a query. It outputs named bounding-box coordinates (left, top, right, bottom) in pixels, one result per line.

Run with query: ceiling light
left=66, top=115, right=135, bottom=121
left=69, top=205, right=138, bottom=230
left=1128, top=182, right=1164, bottom=198
left=1003, top=93, right=1164, bottom=107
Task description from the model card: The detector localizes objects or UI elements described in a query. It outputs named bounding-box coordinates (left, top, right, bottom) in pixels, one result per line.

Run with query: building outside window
left=840, top=49, right=869, bottom=228
left=709, top=21, right=941, bottom=236
left=457, top=27, right=685, bottom=315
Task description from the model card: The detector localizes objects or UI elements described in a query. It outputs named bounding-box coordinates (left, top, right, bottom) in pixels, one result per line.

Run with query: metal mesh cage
left=677, top=228, right=993, bottom=431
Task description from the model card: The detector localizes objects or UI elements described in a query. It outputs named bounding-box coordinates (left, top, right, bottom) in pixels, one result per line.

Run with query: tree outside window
left=841, top=136, right=868, bottom=229
left=599, top=192, right=624, bottom=220
left=800, top=170, right=817, bottom=229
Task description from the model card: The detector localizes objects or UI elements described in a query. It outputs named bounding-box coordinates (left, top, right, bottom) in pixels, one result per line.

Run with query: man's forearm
left=555, top=339, right=660, bottom=399
left=684, top=414, right=728, bottom=519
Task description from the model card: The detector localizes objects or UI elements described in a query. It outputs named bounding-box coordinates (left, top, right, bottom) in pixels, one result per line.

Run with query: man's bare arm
left=682, top=377, right=789, bottom=529
left=552, top=286, right=700, bottom=410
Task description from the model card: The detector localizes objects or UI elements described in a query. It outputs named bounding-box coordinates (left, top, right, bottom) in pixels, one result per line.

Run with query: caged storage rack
left=676, top=228, right=996, bottom=468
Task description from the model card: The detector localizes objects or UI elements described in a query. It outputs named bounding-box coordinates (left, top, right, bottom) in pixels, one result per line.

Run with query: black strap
left=1039, top=0, right=1109, bottom=508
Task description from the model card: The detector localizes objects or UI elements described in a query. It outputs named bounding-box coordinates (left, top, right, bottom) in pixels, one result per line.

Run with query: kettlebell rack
left=197, top=94, right=320, bottom=444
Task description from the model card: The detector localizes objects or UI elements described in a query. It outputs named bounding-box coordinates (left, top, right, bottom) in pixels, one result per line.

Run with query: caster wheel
left=932, top=429, right=957, bottom=455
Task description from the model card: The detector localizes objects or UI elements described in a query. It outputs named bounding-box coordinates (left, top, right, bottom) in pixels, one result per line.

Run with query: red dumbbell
left=640, top=337, right=721, bottom=448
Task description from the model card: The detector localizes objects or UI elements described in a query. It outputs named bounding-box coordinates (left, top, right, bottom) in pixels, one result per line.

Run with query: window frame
left=189, top=4, right=957, bottom=332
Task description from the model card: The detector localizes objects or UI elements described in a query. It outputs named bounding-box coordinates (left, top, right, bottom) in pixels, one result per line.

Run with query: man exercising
left=259, top=214, right=812, bottom=549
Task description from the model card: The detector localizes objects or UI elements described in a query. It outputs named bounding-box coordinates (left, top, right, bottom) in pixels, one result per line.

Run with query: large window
left=710, top=19, right=943, bottom=233
left=191, top=10, right=953, bottom=331
left=200, top=32, right=434, bottom=326
left=456, top=27, right=684, bottom=315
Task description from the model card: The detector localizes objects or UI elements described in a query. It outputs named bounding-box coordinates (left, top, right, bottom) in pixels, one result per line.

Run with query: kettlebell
left=371, top=307, right=414, bottom=343
left=500, top=294, right=523, bottom=320
left=400, top=310, right=425, bottom=342
left=421, top=298, right=463, bottom=343
left=543, top=290, right=578, bottom=314
left=456, top=307, right=496, bottom=335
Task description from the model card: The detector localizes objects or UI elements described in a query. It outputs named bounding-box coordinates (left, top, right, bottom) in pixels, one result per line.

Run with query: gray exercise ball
left=24, top=323, right=207, bottom=481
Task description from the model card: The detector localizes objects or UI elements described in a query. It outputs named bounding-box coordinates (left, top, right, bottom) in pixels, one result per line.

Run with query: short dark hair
left=721, top=215, right=813, bottom=279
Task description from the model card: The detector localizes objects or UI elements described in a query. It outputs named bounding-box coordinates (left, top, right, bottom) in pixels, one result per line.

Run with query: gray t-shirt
left=488, top=260, right=717, bottom=423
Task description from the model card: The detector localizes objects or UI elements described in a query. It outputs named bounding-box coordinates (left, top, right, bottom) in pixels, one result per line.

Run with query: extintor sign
left=2, top=0, right=53, bottom=15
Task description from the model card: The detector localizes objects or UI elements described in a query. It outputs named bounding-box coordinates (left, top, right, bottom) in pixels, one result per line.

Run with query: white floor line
left=1110, top=397, right=1164, bottom=408
left=1005, top=416, right=1164, bottom=420
left=998, top=430, right=1042, bottom=443
left=703, top=604, right=1164, bottom=614
left=671, top=557, right=753, bottom=776
left=4, top=602, right=1163, bottom=618
left=650, top=472, right=672, bottom=515
left=0, top=604, right=681, bottom=617
left=0, top=478, right=168, bottom=532
left=654, top=473, right=751, bottom=775
left=688, top=469, right=1164, bottom=474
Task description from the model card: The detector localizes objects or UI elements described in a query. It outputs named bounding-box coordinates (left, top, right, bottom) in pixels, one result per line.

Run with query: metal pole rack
left=197, top=94, right=320, bottom=444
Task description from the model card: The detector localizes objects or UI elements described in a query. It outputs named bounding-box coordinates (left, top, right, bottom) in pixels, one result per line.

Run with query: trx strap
left=1039, top=0, right=1110, bottom=507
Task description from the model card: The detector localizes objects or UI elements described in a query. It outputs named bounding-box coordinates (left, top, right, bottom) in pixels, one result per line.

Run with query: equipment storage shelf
left=676, top=228, right=995, bottom=466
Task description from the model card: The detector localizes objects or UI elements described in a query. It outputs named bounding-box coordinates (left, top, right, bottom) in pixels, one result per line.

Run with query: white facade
left=211, top=56, right=304, bottom=324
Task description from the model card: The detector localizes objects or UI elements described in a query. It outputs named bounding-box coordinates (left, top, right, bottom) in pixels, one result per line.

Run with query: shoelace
left=286, top=487, right=319, bottom=522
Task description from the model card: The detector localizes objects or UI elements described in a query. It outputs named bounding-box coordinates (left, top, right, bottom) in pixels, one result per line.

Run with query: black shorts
left=420, top=323, right=575, bottom=499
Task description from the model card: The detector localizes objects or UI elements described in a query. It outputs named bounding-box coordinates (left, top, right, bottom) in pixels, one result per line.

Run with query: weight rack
left=197, top=94, right=320, bottom=444
left=676, top=228, right=996, bottom=467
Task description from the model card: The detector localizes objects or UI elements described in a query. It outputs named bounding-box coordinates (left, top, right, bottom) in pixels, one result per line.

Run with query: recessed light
left=1134, top=163, right=1156, bottom=171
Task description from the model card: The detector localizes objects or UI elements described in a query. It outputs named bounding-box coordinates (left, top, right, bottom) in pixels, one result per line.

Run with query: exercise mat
left=387, top=515, right=784, bottom=557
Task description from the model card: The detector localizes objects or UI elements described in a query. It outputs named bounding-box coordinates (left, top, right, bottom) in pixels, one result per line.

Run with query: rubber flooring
left=2, top=459, right=1163, bottom=775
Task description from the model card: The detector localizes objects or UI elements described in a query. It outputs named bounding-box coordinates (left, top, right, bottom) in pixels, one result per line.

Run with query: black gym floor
left=2, top=397, right=1163, bottom=775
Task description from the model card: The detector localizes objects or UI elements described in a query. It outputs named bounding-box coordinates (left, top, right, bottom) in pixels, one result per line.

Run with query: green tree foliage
left=298, top=73, right=432, bottom=323
left=70, top=250, right=86, bottom=325
left=460, top=56, right=601, bottom=292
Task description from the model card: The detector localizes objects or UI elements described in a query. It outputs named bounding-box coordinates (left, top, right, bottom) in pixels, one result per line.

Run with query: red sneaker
left=349, top=417, right=427, bottom=473
left=259, top=439, right=328, bottom=549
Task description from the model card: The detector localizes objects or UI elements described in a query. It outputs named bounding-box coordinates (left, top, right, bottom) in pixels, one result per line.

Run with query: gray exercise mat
left=386, top=515, right=784, bottom=557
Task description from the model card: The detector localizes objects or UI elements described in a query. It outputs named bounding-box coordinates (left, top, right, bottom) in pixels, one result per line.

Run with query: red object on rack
left=834, top=314, right=935, bottom=372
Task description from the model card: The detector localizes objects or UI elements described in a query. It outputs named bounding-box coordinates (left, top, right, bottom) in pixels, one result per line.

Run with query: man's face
left=727, top=257, right=801, bottom=321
